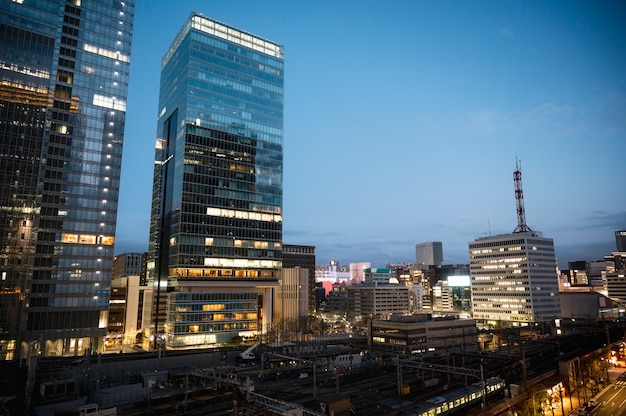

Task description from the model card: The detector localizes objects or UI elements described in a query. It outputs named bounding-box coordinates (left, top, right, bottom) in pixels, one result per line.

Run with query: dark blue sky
left=114, top=0, right=626, bottom=269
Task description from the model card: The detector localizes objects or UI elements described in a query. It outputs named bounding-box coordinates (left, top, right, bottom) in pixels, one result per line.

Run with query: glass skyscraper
left=0, top=0, right=134, bottom=360
left=148, top=13, right=284, bottom=349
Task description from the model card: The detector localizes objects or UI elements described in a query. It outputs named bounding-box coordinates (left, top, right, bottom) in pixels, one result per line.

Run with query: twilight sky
left=114, top=0, right=626, bottom=269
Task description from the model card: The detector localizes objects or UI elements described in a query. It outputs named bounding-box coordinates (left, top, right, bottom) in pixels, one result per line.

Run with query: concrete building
left=469, top=231, right=561, bottom=327
left=0, top=0, right=135, bottom=360
left=427, top=265, right=472, bottom=315
left=147, top=13, right=284, bottom=349
left=370, top=314, right=478, bottom=355
left=109, top=276, right=152, bottom=346
left=346, top=284, right=410, bottom=320
left=415, top=242, right=444, bottom=270
left=316, top=262, right=351, bottom=285
left=273, top=268, right=309, bottom=337
left=282, top=244, right=315, bottom=314
left=559, top=292, right=619, bottom=321
left=363, top=268, right=395, bottom=285
left=606, top=252, right=626, bottom=303
left=349, top=262, right=372, bottom=283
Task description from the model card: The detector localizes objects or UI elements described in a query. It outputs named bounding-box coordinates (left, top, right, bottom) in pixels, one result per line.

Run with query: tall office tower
left=469, top=161, right=560, bottom=328
left=415, top=241, right=443, bottom=269
left=148, top=13, right=284, bottom=349
left=0, top=0, right=134, bottom=360
left=469, top=232, right=561, bottom=326
left=283, top=244, right=316, bottom=314
left=616, top=231, right=626, bottom=252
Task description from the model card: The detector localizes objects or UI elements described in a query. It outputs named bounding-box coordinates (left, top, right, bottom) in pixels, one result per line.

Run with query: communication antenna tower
left=513, top=158, right=532, bottom=233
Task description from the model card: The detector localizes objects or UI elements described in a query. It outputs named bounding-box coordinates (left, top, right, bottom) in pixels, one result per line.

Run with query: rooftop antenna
left=513, top=157, right=532, bottom=233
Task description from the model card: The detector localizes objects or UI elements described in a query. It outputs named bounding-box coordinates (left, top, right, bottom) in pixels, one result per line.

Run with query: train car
left=392, top=377, right=506, bottom=416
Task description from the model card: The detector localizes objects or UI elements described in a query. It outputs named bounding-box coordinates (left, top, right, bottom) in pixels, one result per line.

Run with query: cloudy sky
left=114, top=0, right=626, bottom=269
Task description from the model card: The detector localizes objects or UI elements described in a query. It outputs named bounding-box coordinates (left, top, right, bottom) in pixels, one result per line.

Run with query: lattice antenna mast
left=513, top=158, right=532, bottom=233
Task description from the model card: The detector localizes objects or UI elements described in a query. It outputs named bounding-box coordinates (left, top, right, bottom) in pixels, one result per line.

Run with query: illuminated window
left=189, top=325, right=199, bottom=333
left=202, top=304, right=225, bottom=311
left=62, top=234, right=78, bottom=243
left=99, top=236, right=114, bottom=245
left=79, top=235, right=96, bottom=244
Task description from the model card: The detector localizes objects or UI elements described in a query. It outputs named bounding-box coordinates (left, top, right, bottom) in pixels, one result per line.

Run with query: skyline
left=115, top=0, right=626, bottom=269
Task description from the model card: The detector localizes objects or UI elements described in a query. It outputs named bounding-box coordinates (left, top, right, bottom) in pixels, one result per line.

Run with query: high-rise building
left=415, top=241, right=443, bottom=269
left=469, top=161, right=560, bottom=328
left=0, top=0, right=135, bottom=360
left=469, top=231, right=561, bottom=327
left=147, top=13, right=284, bottom=349
left=616, top=231, right=626, bottom=252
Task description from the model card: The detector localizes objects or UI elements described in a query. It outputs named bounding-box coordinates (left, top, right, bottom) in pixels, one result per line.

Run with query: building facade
left=370, top=314, right=478, bottom=355
left=0, top=0, right=134, bottom=360
left=606, top=252, right=626, bottom=303
left=415, top=241, right=443, bottom=270
left=282, top=244, right=315, bottom=314
left=147, top=13, right=284, bottom=349
left=469, top=231, right=561, bottom=327
left=346, top=284, right=410, bottom=320
left=109, top=275, right=151, bottom=346
left=273, top=267, right=308, bottom=338
left=113, top=252, right=148, bottom=284
left=616, top=231, right=626, bottom=252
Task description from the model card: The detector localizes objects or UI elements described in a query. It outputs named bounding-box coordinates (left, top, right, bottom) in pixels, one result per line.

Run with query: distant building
left=432, top=277, right=471, bottom=316
left=559, top=292, right=620, bottom=321
left=469, top=231, right=561, bottom=327
left=316, top=261, right=350, bottom=284
left=616, top=230, right=626, bottom=252
left=346, top=284, right=410, bottom=320
left=349, top=262, right=372, bottom=283
left=363, top=268, right=395, bottom=285
left=606, top=252, right=626, bottom=303
left=283, top=244, right=316, bottom=314
left=428, top=265, right=471, bottom=315
left=113, top=252, right=148, bottom=285
left=415, top=242, right=443, bottom=270
left=321, top=283, right=348, bottom=316
left=568, top=261, right=589, bottom=286
left=369, top=314, right=478, bottom=355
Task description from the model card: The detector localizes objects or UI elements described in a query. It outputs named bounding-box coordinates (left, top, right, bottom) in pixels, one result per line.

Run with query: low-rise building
left=346, top=284, right=410, bottom=320
left=369, top=314, right=478, bottom=355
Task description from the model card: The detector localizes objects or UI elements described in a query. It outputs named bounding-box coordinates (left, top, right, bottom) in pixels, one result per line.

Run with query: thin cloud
left=465, top=102, right=584, bottom=137
left=499, top=27, right=515, bottom=37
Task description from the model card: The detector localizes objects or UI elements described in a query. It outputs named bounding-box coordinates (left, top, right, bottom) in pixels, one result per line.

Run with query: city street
left=587, top=370, right=626, bottom=416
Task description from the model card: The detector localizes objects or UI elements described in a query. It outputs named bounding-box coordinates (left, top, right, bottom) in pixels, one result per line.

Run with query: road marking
left=608, top=389, right=622, bottom=402
left=620, top=398, right=626, bottom=408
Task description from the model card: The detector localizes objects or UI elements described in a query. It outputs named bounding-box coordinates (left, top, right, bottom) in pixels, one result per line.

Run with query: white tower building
left=469, top=160, right=561, bottom=327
